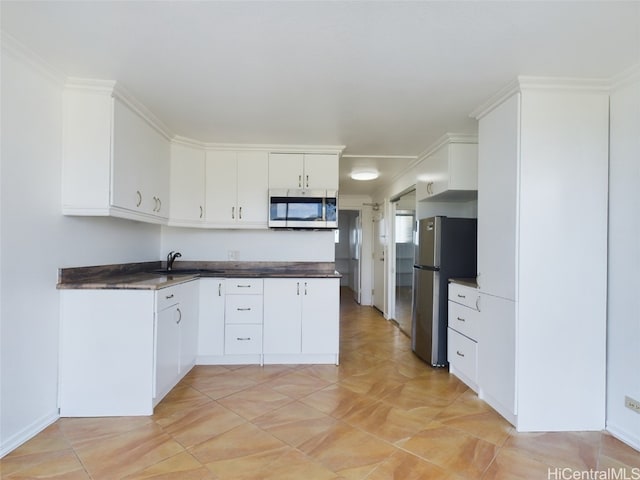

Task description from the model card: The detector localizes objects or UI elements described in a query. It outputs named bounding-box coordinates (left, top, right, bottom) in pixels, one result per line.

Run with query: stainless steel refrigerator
left=412, top=216, right=477, bottom=366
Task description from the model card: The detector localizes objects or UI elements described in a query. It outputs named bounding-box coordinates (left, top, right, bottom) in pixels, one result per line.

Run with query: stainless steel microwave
left=268, top=189, right=338, bottom=229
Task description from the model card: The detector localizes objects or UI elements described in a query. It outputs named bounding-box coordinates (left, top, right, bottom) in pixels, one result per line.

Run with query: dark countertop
left=449, top=277, right=478, bottom=289
left=57, top=261, right=341, bottom=290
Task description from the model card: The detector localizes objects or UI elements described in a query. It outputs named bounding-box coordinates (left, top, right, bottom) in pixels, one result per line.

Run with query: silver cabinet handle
left=200, top=205, right=203, bottom=218
left=165, top=294, right=174, bottom=299
left=237, top=307, right=251, bottom=311
left=237, top=337, right=251, bottom=341
left=296, top=282, right=300, bottom=296
left=239, top=206, right=242, bottom=219
left=476, top=297, right=480, bottom=311
left=456, top=350, right=465, bottom=357
left=236, top=285, right=251, bottom=288
left=218, top=283, right=222, bottom=296
left=136, top=190, right=142, bottom=207
left=157, top=197, right=162, bottom=212
left=457, top=294, right=466, bottom=299
left=457, top=316, right=465, bottom=322
left=298, top=175, right=302, bottom=188
left=306, top=174, right=309, bottom=188
left=176, top=307, right=182, bottom=324
left=231, top=206, right=235, bottom=219
left=304, top=282, right=308, bottom=295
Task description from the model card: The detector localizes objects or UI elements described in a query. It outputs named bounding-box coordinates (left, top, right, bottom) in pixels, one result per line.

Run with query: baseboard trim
left=606, top=423, right=640, bottom=452
left=0, top=411, right=59, bottom=458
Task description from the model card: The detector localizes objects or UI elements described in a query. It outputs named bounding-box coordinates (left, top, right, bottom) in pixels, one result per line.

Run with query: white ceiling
left=2, top=1, right=638, bottom=195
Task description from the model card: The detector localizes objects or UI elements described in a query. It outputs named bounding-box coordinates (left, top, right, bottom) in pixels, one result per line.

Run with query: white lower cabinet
left=223, top=278, right=263, bottom=364
left=198, top=278, right=225, bottom=360
left=477, top=293, right=516, bottom=423
left=447, top=283, right=480, bottom=391
left=59, top=280, right=198, bottom=417
left=263, top=278, right=339, bottom=364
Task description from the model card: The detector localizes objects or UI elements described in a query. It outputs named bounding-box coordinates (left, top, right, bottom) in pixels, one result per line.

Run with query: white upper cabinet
left=62, top=82, right=170, bottom=224
left=269, top=153, right=339, bottom=190
left=205, top=150, right=269, bottom=228
left=476, top=95, right=518, bottom=300
left=416, top=137, right=478, bottom=202
left=169, top=143, right=206, bottom=226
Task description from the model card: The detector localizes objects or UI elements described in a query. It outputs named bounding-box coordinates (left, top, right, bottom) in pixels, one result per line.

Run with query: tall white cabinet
left=472, top=78, right=609, bottom=431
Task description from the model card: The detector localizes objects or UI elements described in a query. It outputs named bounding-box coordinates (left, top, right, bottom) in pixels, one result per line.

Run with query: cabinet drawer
left=225, top=294, right=263, bottom=324
left=448, top=327, right=477, bottom=384
left=225, top=279, right=263, bottom=294
left=448, top=283, right=479, bottom=310
left=448, top=301, right=480, bottom=341
left=225, top=324, right=262, bottom=354
left=156, top=286, right=181, bottom=311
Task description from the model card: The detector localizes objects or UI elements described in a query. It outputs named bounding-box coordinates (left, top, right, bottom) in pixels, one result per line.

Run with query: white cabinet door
left=477, top=293, right=516, bottom=420
left=303, top=154, right=339, bottom=190
left=264, top=279, right=303, bottom=354
left=155, top=303, right=181, bottom=401
left=178, top=281, right=199, bottom=375
left=236, top=151, right=269, bottom=226
left=112, top=98, right=146, bottom=213
left=269, top=153, right=304, bottom=189
left=268, top=153, right=339, bottom=190
left=205, top=151, right=237, bottom=225
left=301, top=278, right=339, bottom=354
left=477, top=93, right=518, bottom=300
left=170, top=143, right=206, bottom=225
left=112, top=98, right=170, bottom=219
left=198, top=278, right=225, bottom=357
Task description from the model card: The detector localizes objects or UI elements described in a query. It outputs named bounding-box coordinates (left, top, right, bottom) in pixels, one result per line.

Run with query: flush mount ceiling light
left=350, top=169, right=379, bottom=181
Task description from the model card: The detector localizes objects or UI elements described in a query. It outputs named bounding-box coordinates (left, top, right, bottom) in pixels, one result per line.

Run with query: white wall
left=160, top=227, right=335, bottom=262
left=607, top=70, right=640, bottom=450
left=0, top=38, right=161, bottom=457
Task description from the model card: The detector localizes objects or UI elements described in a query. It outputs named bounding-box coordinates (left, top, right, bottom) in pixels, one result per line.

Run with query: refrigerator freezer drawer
left=448, top=327, right=478, bottom=389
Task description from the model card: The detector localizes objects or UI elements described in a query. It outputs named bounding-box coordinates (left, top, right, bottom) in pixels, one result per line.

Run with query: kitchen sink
left=152, top=268, right=223, bottom=275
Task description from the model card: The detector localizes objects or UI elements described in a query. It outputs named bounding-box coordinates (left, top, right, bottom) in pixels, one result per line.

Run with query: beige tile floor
left=2, top=289, right=639, bottom=479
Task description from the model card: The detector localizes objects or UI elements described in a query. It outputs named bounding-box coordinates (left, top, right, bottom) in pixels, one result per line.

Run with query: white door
left=352, top=214, right=362, bottom=303
left=372, top=212, right=386, bottom=312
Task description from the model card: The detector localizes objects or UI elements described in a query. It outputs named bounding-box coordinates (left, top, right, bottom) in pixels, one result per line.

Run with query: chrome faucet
left=166, top=251, right=182, bottom=271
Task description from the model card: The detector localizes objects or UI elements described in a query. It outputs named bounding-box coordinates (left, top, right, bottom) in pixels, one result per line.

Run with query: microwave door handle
left=322, top=197, right=326, bottom=221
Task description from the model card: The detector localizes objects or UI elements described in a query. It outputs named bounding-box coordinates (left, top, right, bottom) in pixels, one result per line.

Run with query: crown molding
left=416, top=132, right=478, bottom=162
left=64, top=77, right=116, bottom=93
left=610, top=64, right=640, bottom=91
left=470, top=76, right=610, bottom=120
left=1, top=31, right=66, bottom=86
left=170, top=139, right=346, bottom=155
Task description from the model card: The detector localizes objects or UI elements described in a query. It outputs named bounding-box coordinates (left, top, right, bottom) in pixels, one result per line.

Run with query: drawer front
left=156, top=286, right=181, bottom=311
left=225, top=279, right=264, bottom=294
left=225, top=294, right=263, bottom=324
left=225, top=324, right=262, bottom=354
left=448, top=327, right=477, bottom=383
left=448, top=283, right=479, bottom=310
left=448, top=300, right=480, bottom=341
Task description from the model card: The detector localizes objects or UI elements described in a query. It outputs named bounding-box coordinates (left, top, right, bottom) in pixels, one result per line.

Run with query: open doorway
left=335, top=210, right=362, bottom=303
left=392, top=190, right=416, bottom=336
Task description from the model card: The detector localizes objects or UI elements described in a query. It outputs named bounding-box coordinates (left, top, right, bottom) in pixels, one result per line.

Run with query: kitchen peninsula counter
left=57, top=261, right=341, bottom=290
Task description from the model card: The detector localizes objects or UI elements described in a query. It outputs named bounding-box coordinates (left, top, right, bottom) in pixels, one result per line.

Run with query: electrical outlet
left=625, top=396, right=640, bottom=414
